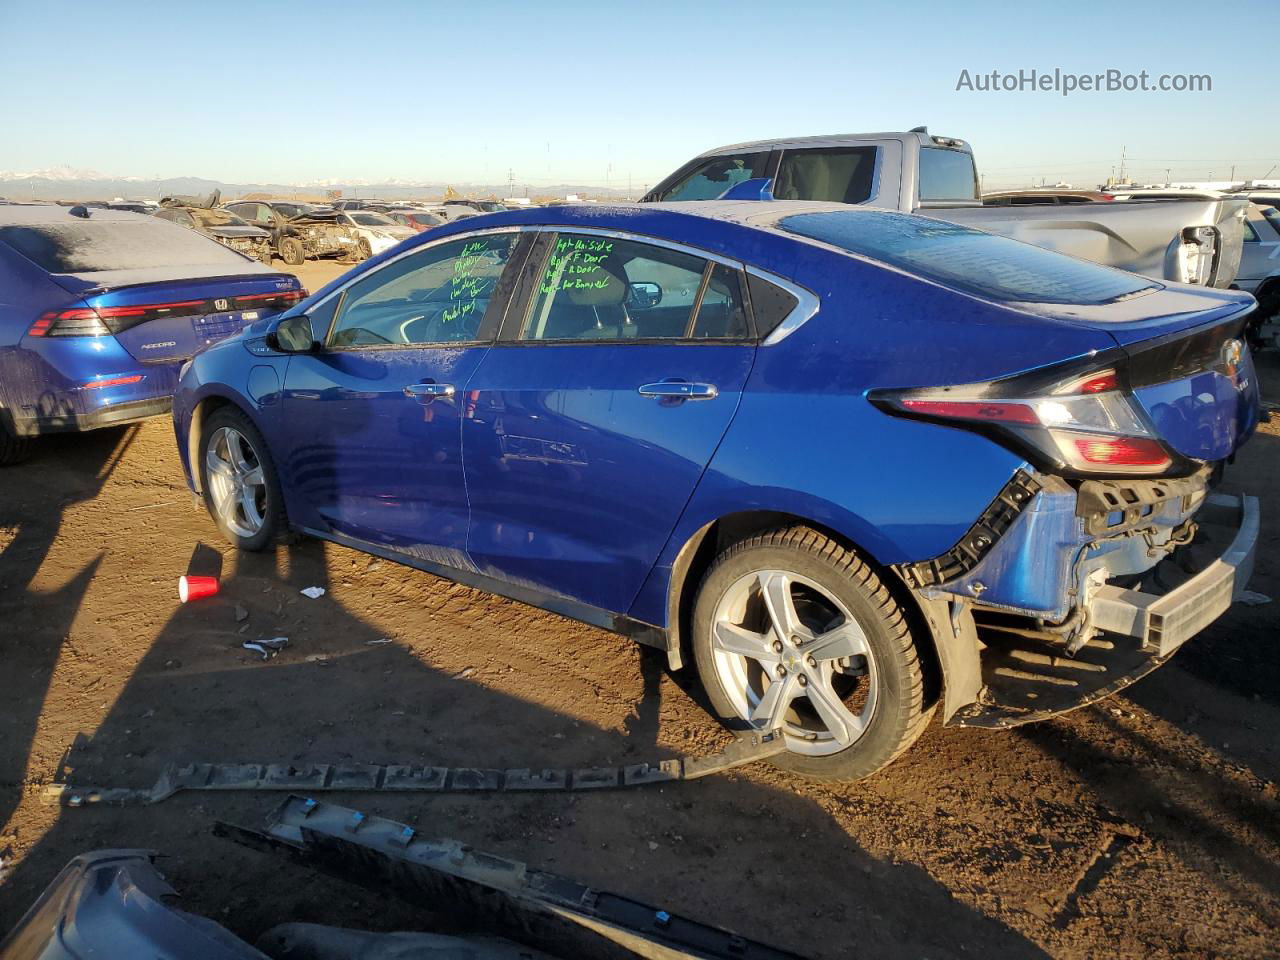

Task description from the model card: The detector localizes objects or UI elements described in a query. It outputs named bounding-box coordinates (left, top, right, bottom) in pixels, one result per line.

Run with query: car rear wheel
left=279, top=236, right=305, bottom=266
left=0, top=418, right=32, bottom=466
left=692, top=526, right=934, bottom=781
left=356, top=238, right=373, bottom=261
left=199, top=408, right=284, bottom=551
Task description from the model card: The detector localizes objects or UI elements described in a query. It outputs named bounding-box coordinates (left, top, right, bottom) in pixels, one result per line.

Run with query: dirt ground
left=1, top=258, right=1277, bottom=958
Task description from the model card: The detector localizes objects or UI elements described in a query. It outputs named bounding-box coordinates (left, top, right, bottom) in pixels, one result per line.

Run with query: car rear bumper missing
left=951, top=492, right=1258, bottom=728
left=1090, top=493, right=1258, bottom=656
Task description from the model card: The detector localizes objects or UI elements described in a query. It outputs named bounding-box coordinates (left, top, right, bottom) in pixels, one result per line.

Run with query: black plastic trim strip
left=896, top=469, right=1042, bottom=588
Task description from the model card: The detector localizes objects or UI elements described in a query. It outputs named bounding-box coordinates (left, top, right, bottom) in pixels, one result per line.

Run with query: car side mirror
left=272, top=314, right=320, bottom=353
left=627, top=281, right=662, bottom=310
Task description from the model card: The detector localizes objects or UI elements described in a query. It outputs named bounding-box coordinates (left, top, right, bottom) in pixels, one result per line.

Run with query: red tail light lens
left=900, top=399, right=1039, bottom=424
left=1070, top=434, right=1170, bottom=467
left=872, top=365, right=1175, bottom=477
left=29, top=309, right=110, bottom=337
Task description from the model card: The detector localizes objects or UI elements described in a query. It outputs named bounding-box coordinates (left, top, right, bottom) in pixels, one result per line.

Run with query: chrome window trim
left=745, top=266, right=821, bottom=345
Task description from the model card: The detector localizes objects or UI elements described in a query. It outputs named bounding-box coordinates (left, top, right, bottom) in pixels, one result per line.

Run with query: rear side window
left=919, top=147, right=979, bottom=202
left=774, top=147, right=877, bottom=204
left=520, top=234, right=749, bottom=342
left=651, top=153, right=768, bottom=202
left=0, top=221, right=254, bottom=273
left=780, top=211, right=1159, bottom=305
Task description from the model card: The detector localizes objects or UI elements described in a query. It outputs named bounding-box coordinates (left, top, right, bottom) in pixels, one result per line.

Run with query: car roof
left=688, top=130, right=965, bottom=159
left=0, top=204, right=156, bottom=225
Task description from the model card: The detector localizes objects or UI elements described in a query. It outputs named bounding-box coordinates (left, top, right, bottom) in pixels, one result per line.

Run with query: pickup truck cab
left=643, top=129, right=1247, bottom=288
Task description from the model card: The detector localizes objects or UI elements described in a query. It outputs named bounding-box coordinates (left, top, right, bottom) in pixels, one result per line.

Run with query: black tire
left=357, top=238, right=373, bottom=261
left=692, top=526, right=934, bottom=782
left=198, top=406, right=286, bottom=551
left=279, top=236, right=305, bottom=266
left=0, top=418, right=32, bottom=466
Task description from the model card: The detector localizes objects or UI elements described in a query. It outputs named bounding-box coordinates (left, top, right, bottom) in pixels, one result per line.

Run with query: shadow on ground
left=0, top=483, right=1047, bottom=959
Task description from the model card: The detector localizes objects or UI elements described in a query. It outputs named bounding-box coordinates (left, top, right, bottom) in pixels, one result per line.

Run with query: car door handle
left=403, top=381, right=456, bottom=400
left=638, top=381, right=719, bottom=401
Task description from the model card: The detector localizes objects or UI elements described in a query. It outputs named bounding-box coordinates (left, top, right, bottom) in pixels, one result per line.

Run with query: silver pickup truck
left=642, top=129, right=1247, bottom=287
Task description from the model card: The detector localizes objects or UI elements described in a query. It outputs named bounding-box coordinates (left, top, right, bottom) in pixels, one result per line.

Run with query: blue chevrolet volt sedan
left=0, top=204, right=305, bottom=463
left=172, top=199, right=1260, bottom=780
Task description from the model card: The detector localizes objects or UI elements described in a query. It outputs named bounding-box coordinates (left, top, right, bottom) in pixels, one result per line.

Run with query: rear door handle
left=403, top=381, right=456, bottom=401
left=638, top=381, right=719, bottom=401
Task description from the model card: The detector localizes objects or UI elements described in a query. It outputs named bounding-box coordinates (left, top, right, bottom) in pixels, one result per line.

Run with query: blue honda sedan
left=0, top=204, right=305, bottom=464
left=172, top=200, right=1260, bottom=780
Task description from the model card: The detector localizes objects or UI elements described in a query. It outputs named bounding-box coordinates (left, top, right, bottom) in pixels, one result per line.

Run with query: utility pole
left=507, top=168, right=515, bottom=200
left=1118, top=145, right=1127, bottom=183
left=1165, top=168, right=1171, bottom=185
left=1230, top=164, right=1236, bottom=183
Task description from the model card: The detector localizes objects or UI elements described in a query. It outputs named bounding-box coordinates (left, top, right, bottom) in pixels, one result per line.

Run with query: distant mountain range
left=0, top=166, right=637, bottom=201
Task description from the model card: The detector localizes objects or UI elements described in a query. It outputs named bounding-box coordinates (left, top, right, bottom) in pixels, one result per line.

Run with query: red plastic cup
left=178, top=575, right=219, bottom=603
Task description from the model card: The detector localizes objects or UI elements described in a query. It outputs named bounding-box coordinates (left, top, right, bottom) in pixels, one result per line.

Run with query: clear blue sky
left=1, top=0, right=1275, bottom=190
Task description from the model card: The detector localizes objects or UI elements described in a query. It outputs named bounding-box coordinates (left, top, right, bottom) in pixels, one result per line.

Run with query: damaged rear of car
left=782, top=210, right=1259, bottom=728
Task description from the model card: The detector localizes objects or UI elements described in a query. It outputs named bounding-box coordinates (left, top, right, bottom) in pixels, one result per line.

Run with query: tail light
left=871, top=362, right=1178, bottom=477
left=29, top=308, right=113, bottom=337
left=28, top=291, right=305, bottom=338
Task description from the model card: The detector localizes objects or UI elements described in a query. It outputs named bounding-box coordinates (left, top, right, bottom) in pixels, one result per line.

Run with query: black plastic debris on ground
left=216, top=795, right=808, bottom=960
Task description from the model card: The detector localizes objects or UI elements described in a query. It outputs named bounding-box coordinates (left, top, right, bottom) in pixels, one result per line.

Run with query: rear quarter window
left=774, top=147, right=877, bottom=204
left=779, top=211, right=1159, bottom=305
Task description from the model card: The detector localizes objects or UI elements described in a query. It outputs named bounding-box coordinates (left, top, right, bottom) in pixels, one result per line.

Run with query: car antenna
left=68, top=205, right=91, bottom=218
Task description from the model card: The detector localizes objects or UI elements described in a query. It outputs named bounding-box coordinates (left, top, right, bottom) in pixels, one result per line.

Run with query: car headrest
left=566, top=269, right=626, bottom=307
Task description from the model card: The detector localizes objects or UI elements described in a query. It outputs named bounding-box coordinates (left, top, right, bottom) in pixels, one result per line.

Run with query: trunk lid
left=1032, top=285, right=1259, bottom=462
left=62, top=272, right=304, bottom=363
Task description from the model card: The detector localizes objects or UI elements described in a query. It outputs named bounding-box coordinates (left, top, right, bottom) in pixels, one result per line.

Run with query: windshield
left=780, top=211, right=1160, bottom=305
left=351, top=213, right=395, bottom=226
left=275, top=203, right=315, bottom=219
left=0, top=221, right=256, bottom=273
left=1261, top=207, right=1280, bottom=232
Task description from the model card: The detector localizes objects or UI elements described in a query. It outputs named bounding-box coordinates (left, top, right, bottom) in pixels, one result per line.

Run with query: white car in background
left=336, top=210, right=416, bottom=259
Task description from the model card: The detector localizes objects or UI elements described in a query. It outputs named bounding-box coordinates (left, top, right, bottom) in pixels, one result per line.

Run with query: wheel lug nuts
left=797, top=674, right=808, bottom=687
left=773, top=640, right=784, bottom=654
left=807, top=656, right=817, bottom=668
left=775, top=665, right=787, bottom=678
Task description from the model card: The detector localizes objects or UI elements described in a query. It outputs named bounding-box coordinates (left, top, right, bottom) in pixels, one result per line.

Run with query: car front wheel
left=692, top=526, right=934, bottom=781
left=199, top=407, right=285, bottom=551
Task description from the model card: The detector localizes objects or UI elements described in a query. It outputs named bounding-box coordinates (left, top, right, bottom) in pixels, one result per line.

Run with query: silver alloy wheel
left=205, top=426, right=267, bottom=539
left=711, top=570, right=878, bottom=757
